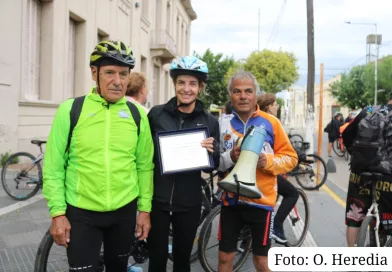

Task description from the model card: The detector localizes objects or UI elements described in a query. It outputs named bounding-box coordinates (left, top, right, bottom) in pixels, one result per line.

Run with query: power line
left=266, top=0, right=287, bottom=48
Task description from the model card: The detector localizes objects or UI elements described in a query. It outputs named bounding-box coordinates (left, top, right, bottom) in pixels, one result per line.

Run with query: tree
left=194, top=49, right=236, bottom=109
left=243, top=49, right=299, bottom=93
left=330, top=55, right=392, bottom=108
left=330, top=65, right=369, bottom=109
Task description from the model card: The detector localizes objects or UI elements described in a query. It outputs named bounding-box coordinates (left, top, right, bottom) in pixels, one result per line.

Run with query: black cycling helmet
left=90, top=40, right=135, bottom=69
left=131, top=240, right=148, bottom=264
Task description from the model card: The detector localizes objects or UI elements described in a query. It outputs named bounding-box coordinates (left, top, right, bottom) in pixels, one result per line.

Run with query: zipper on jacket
left=169, top=115, right=184, bottom=213
left=169, top=176, right=176, bottom=215
left=105, top=104, right=111, bottom=210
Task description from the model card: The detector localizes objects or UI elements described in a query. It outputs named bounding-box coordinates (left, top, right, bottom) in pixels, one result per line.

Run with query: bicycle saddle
left=31, top=140, right=47, bottom=146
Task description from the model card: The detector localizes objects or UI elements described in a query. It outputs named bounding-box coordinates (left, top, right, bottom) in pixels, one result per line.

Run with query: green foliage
left=276, top=98, right=284, bottom=119
left=0, top=152, right=19, bottom=166
left=243, top=49, right=299, bottom=93
left=331, top=55, right=392, bottom=108
left=194, top=49, right=236, bottom=109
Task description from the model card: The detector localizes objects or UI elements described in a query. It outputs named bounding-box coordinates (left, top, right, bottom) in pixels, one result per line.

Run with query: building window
left=65, top=18, right=76, bottom=100
left=142, top=0, right=149, bottom=19
left=24, top=0, right=41, bottom=101
left=166, top=2, right=171, bottom=33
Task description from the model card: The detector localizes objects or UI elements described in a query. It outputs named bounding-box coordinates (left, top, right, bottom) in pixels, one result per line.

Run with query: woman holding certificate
left=147, top=56, right=220, bottom=272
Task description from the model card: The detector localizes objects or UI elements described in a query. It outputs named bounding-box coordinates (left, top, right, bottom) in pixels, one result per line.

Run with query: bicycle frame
left=367, top=182, right=381, bottom=247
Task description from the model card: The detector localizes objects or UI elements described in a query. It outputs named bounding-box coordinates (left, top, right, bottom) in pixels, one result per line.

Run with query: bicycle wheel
left=35, top=229, right=106, bottom=272
left=198, top=205, right=252, bottom=272
left=356, top=216, right=377, bottom=247
left=344, top=148, right=350, bottom=161
left=34, top=229, right=69, bottom=272
left=1, top=152, right=41, bottom=200
left=295, top=154, right=327, bottom=190
left=282, top=188, right=310, bottom=247
left=332, top=140, right=344, bottom=157
left=289, top=134, right=303, bottom=150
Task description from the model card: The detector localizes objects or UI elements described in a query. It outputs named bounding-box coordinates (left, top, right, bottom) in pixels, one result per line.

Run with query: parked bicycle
left=1, top=140, right=46, bottom=200
left=287, top=141, right=328, bottom=191
left=355, top=172, right=391, bottom=247
left=287, top=128, right=303, bottom=149
left=197, top=187, right=310, bottom=272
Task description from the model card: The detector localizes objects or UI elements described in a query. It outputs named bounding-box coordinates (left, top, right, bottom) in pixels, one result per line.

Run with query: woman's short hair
left=257, top=93, right=276, bottom=112
left=126, top=72, right=146, bottom=97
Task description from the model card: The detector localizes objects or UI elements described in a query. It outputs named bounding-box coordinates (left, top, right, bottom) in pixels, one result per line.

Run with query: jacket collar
left=163, top=97, right=205, bottom=117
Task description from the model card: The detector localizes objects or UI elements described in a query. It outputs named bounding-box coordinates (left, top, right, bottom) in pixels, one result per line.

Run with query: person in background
left=327, top=113, right=342, bottom=157
left=126, top=72, right=149, bottom=113
left=257, top=93, right=299, bottom=244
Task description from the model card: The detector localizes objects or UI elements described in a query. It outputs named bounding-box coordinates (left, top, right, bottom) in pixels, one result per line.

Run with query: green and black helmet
left=90, top=40, right=135, bottom=68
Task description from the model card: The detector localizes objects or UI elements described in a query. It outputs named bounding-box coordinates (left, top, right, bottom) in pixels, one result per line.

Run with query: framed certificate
left=156, top=127, right=214, bottom=175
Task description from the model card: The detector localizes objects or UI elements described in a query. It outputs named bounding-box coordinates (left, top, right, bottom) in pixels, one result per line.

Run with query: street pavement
left=0, top=131, right=352, bottom=272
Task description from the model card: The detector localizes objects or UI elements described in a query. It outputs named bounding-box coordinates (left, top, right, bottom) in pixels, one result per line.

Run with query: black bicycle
left=356, top=172, right=392, bottom=247
left=1, top=140, right=46, bottom=200
left=287, top=128, right=303, bottom=150
left=287, top=141, right=328, bottom=191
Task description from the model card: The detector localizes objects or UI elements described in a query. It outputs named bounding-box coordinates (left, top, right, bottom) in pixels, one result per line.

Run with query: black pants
left=66, top=200, right=137, bottom=272
left=147, top=201, right=201, bottom=272
left=275, top=175, right=299, bottom=228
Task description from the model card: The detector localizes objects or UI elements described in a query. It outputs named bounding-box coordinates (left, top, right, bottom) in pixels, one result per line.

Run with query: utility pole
left=318, top=63, right=324, bottom=157
left=258, top=8, right=260, bottom=51
left=306, top=0, right=315, bottom=152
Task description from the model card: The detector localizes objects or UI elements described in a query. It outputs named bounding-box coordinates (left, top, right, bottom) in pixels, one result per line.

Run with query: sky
left=190, top=0, right=392, bottom=86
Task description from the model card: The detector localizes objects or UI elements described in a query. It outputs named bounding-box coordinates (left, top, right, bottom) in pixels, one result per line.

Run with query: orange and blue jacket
left=218, top=107, right=298, bottom=211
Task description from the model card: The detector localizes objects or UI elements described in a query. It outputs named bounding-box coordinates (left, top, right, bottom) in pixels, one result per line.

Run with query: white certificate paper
left=158, top=130, right=211, bottom=174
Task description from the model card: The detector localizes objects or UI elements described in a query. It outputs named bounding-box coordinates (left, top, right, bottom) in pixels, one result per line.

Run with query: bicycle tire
left=34, top=229, right=105, bottom=272
left=344, top=148, right=349, bottom=161
left=1, top=152, right=41, bottom=200
left=198, top=205, right=252, bottom=272
left=295, top=154, right=327, bottom=191
left=289, top=134, right=303, bottom=149
left=34, top=229, right=54, bottom=272
left=356, top=216, right=377, bottom=247
left=284, top=188, right=310, bottom=247
left=332, top=140, right=344, bottom=157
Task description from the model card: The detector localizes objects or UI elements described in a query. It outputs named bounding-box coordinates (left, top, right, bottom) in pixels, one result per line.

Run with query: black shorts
left=345, top=172, right=392, bottom=232
left=328, top=135, right=337, bottom=143
left=219, top=205, right=273, bottom=256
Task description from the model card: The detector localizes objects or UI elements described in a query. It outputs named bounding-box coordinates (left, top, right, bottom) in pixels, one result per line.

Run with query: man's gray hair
left=227, top=70, right=261, bottom=95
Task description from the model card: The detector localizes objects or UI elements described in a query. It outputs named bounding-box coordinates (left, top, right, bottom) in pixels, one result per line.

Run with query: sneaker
left=272, top=226, right=287, bottom=244
left=127, top=264, right=143, bottom=272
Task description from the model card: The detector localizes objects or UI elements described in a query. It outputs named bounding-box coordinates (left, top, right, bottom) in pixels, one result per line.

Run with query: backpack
left=323, top=121, right=332, bottom=133
left=65, top=96, right=141, bottom=153
left=350, top=105, right=392, bottom=174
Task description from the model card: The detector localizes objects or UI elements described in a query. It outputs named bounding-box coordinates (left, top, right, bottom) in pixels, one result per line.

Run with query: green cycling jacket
left=43, top=89, right=154, bottom=218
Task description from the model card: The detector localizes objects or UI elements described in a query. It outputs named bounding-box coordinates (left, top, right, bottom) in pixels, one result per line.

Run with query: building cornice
left=181, top=0, right=197, bottom=20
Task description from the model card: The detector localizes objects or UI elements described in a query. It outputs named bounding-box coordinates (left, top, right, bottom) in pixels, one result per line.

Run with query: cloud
left=190, top=0, right=392, bottom=81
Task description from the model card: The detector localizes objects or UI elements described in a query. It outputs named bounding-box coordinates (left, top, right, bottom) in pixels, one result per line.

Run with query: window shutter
left=24, top=0, right=41, bottom=100
left=66, top=19, right=76, bottom=99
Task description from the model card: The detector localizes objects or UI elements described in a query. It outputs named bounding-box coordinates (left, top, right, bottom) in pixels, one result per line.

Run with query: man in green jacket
left=43, top=40, right=154, bottom=271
